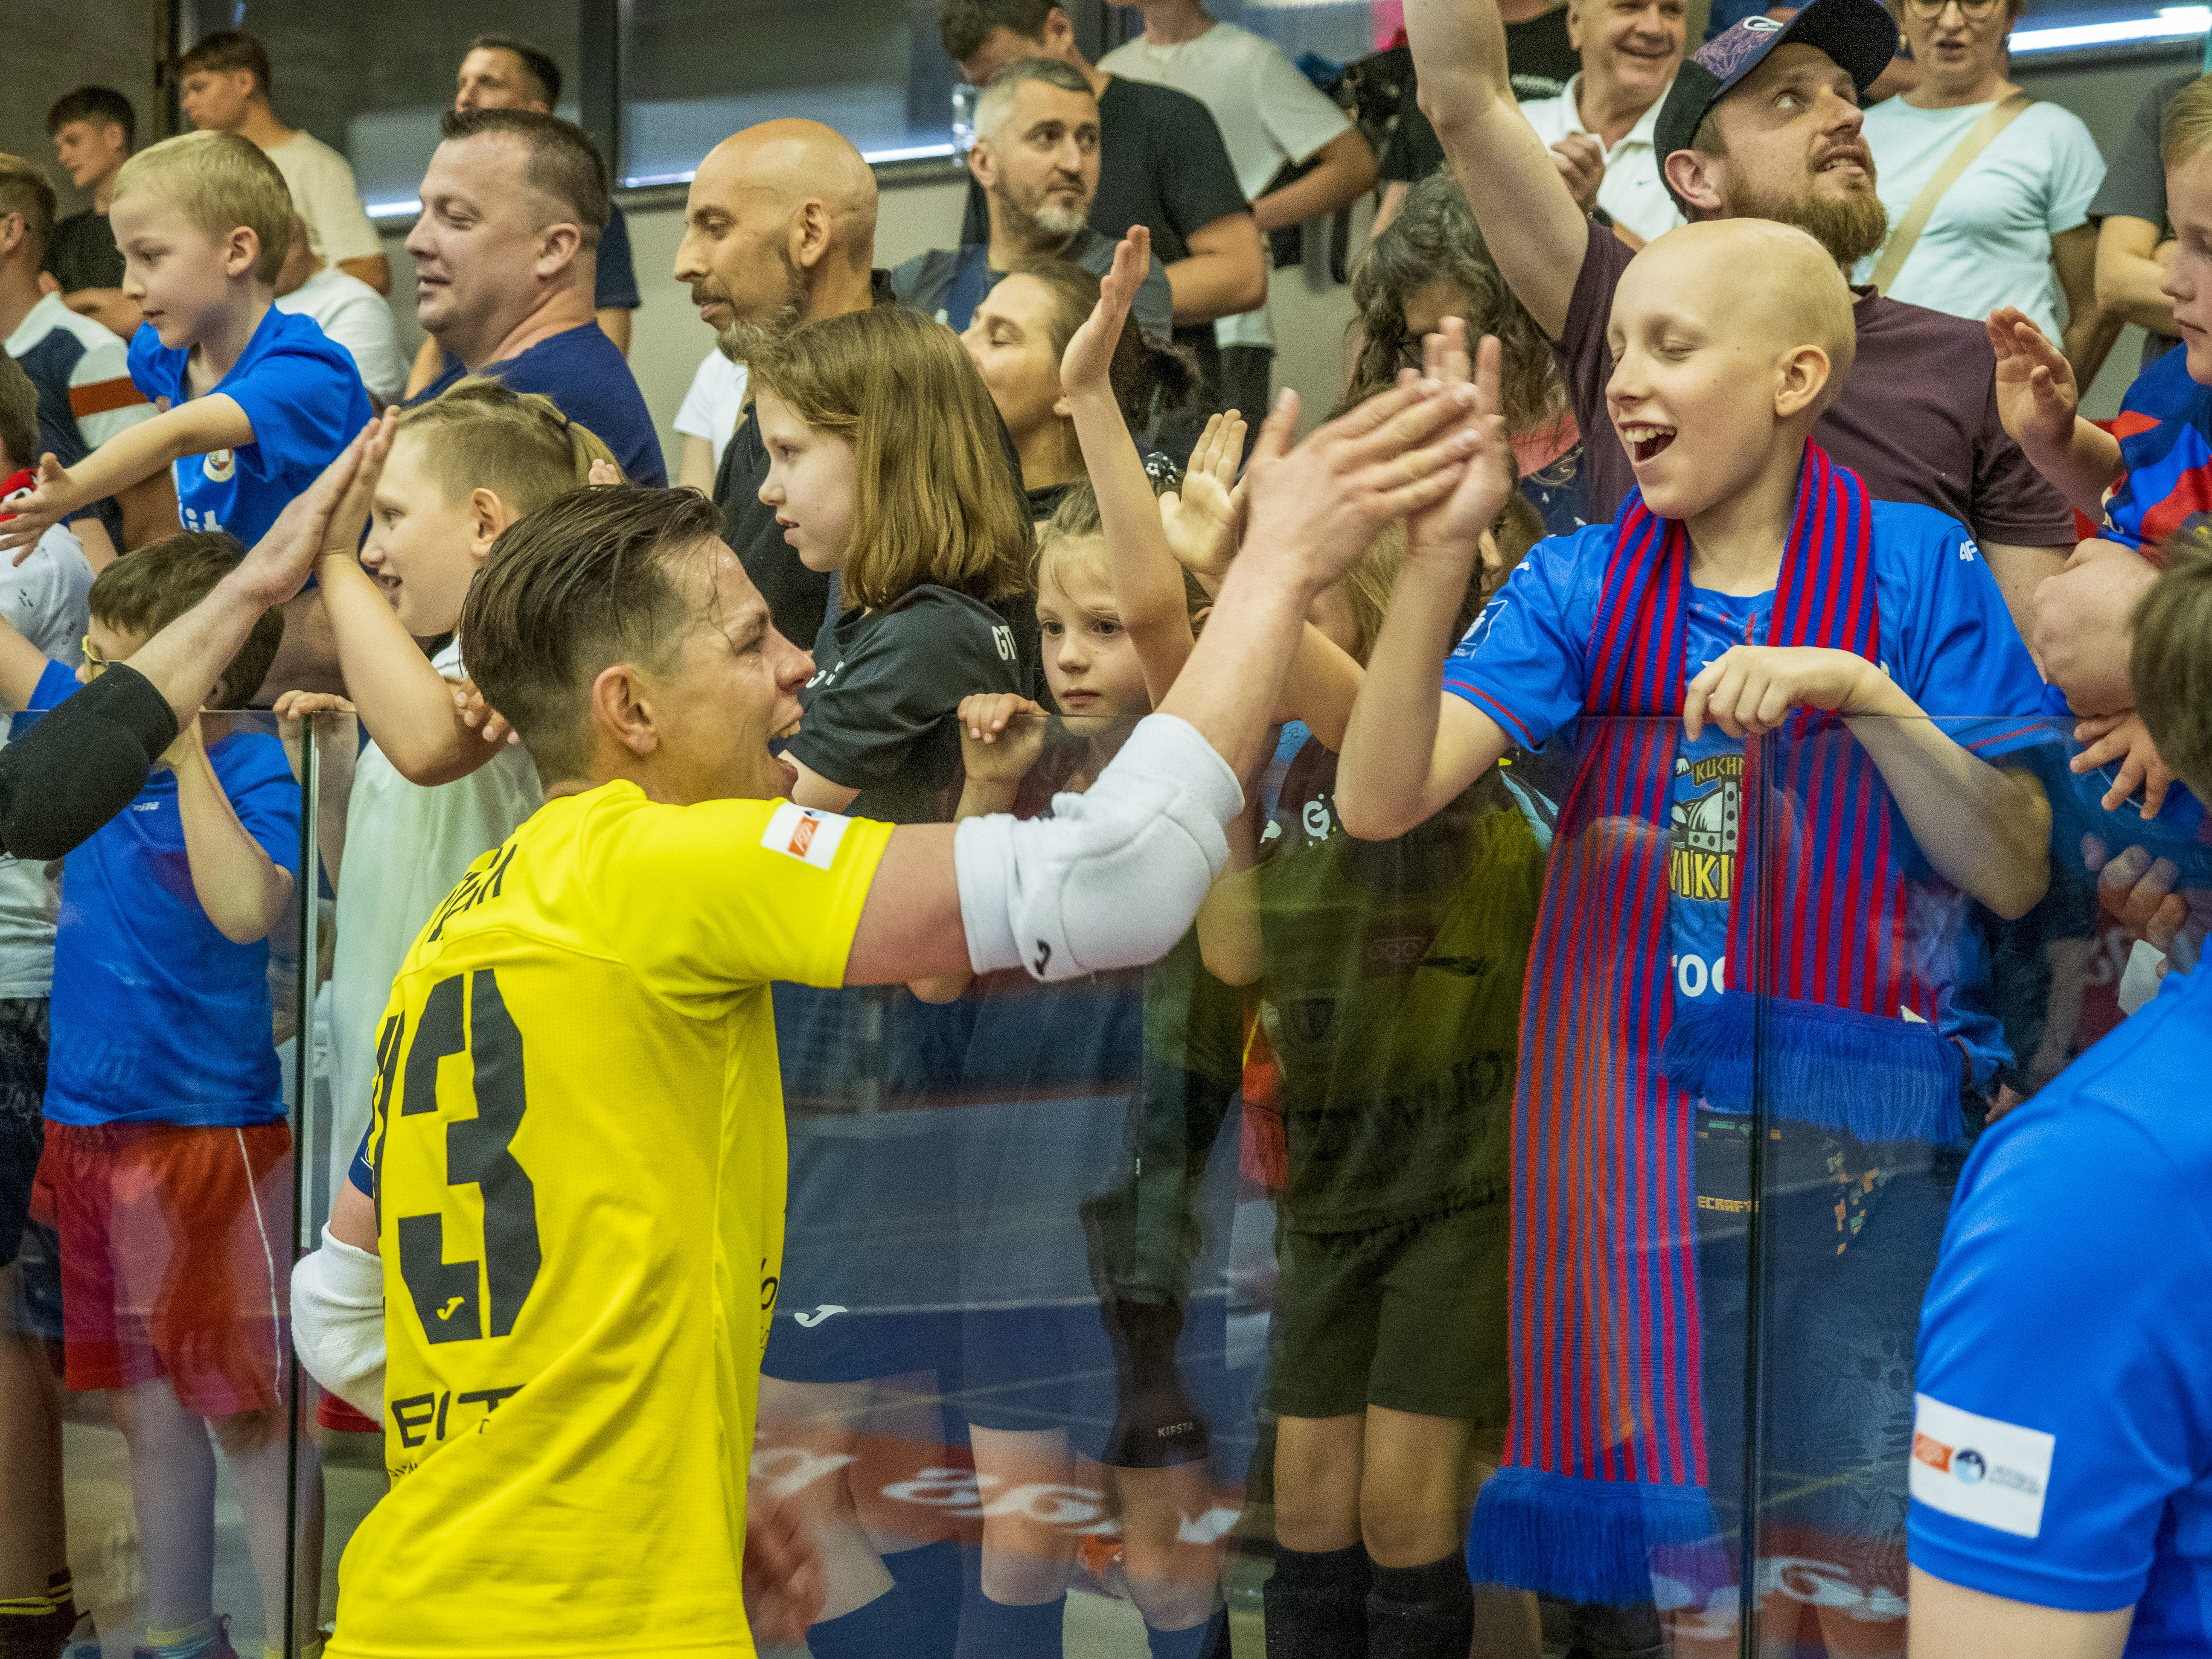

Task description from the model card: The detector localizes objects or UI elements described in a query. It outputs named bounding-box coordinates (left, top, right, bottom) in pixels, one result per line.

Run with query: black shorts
left=0, top=997, right=50, bottom=1270
left=1265, top=1200, right=1511, bottom=1430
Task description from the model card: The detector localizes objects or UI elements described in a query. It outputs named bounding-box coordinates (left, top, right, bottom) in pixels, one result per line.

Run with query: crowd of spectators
left=0, top=3, right=2206, bottom=1659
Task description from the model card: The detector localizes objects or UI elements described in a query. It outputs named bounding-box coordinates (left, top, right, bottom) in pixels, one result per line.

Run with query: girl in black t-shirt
left=959, top=259, right=1198, bottom=521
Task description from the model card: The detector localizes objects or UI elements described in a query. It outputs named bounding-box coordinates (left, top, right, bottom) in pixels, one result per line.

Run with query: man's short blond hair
left=112, top=131, right=292, bottom=286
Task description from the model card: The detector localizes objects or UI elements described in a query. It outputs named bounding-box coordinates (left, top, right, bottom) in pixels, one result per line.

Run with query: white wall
left=377, top=173, right=1364, bottom=481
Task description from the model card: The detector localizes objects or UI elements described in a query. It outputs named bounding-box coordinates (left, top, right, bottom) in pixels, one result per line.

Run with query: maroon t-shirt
left=1555, top=219, right=2075, bottom=547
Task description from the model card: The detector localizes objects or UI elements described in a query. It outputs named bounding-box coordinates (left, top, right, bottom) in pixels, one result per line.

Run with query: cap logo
left=1744, top=14, right=1784, bottom=28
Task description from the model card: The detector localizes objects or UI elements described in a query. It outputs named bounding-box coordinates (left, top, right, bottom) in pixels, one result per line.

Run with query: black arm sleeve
left=0, top=663, right=178, bottom=860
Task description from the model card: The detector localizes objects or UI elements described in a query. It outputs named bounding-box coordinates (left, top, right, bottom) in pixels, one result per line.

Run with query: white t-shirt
left=0, top=518, right=92, bottom=998
left=1099, top=20, right=1353, bottom=351
left=673, top=350, right=748, bottom=471
left=275, top=265, right=408, bottom=406
left=5, top=290, right=156, bottom=453
left=265, top=131, right=384, bottom=267
left=1520, top=75, right=1685, bottom=247
left=324, top=636, right=542, bottom=1199
left=1856, top=97, right=2105, bottom=343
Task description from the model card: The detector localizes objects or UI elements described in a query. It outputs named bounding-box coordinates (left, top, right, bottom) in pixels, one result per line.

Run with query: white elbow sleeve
left=955, top=712, right=1242, bottom=981
left=291, top=1227, right=387, bottom=1421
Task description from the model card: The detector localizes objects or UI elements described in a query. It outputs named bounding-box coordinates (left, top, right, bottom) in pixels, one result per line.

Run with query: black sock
left=1263, top=1543, right=1371, bottom=1659
left=1366, top=1553, right=1473, bottom=1659
left=804, top=1586, right=917, bottom=1659
left=884, top=1540, right=963, bottom=1659
left=0, top=1569, right=78, bottom=1659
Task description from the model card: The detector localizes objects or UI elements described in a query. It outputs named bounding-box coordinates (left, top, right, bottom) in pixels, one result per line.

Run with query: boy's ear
left=1774, top=343, right=1832, bottom=421
left=224, top=225, right=261, bottom=282
left=468, top=488, right=507, bottom=562
left=588, top=661, right=658, bottom=758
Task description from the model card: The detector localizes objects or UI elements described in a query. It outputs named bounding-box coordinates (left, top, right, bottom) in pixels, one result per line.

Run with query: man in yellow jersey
left=293, top=334, right=1507, bottom=1656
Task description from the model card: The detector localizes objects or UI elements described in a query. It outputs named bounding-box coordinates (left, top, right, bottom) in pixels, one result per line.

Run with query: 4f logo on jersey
left=390, top=967, right=543, bottom=1347
left=762, top=801, right=852, bottom=869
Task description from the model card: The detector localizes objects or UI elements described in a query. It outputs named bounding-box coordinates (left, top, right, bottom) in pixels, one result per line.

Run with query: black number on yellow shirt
left=393, top=970, right=542, bottom=1346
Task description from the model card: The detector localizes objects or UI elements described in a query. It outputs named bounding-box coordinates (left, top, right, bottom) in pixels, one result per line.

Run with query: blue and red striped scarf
left=1467, top=444, right=1961, bottom=1601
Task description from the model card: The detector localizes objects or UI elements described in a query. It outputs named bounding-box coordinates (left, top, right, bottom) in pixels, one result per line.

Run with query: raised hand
left=1239, top=376, right=1484, bottom=595
left=1158, top=410, right=1248, bottom=589
left=958, top=692, right=1048, bottom=784
left=1404, top=321, right=1513, bottom=568
left=588, top=459, right=623, bottom=486
left=228, top=418, right=381, bottom=610
left=1060, top=226, right=1150, bottom=399
left=2072, top=708, right=2180, bottom=818
left=2, top=454, right=86, bottom=565
left=1986, top=306, right=2078, bottom=458
left=318, top=409, right=401, bottom=563
left=453, top=675, right=518, bottom=747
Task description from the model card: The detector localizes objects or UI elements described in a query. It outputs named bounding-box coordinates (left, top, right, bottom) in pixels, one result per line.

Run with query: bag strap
left=1868, top=91, right=2034, bottom=295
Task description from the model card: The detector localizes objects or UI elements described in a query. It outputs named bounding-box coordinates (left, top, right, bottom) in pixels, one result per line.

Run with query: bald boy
left=673, top=120, right=885, bottom=647
left=1333, top=220, right=2057, bottom=1613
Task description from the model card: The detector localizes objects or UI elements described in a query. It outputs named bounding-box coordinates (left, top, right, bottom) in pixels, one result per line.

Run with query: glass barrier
left=25, top=702, right=2203, bottom=1656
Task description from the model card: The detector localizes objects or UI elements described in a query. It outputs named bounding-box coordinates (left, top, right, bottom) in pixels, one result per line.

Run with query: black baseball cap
left=1653, top=0, right=1898, bottom=195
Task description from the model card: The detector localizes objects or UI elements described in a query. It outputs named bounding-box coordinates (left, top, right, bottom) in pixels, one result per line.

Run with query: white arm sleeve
left=954, top=712, right=1243, bottom=981
left=291, top=1226, right=386, bottom=1420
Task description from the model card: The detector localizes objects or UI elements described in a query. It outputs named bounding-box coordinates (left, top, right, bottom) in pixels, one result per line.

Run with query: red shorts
left=32, top=1119, right=294, bottom=1417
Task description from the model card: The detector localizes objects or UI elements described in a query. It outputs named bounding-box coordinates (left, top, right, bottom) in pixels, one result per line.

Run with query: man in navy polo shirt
left=405, top=109, right=665, bottom=486
left=1909, top=530, right=2212, bottom=1656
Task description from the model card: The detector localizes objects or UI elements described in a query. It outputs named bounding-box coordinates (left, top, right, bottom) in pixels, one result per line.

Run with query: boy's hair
left=1009, top=260, right=1197, bottom=431
left=469, top=34, right=562, bottom=106
left=90, top=532, right=283, bottom=709
left=1346, top=172, right=1567, bottom=440
left=2164, top=74, right=2212, bottom=171
left=0, top=156, right=57, bottom=265
left=396, top=377, right=622, bottom=517
left=178, top=30, right=274, bottom=99
left=940, top=0, right=1058, bottom=62
left=2134, top=522, right=2212, bottom=800
left=113, top=132, right=293, bottom=286
left=748, top=305, right=1032, bottom=610
left=975, top=59, right=1093, bottom=146
left=46, top=87, right=137, bottom=149
left=460, top=486, right=722, bottom=786
left=0, top=351, right=38, bottom=475
left=438, top=109, right=607, bottom=247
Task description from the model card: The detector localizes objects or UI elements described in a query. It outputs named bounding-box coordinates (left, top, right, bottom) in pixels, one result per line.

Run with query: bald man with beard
left=673, top=121, right=891, bottom=649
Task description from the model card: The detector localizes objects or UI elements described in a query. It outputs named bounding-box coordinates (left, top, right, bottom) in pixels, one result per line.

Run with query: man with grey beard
left=889, top=58, right=1174, bottom=344
left=675, top=119, right=891, bottom=647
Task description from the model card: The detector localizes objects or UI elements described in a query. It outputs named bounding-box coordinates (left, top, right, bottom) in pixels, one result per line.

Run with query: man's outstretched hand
left=234, top=416, right=388, bottom=609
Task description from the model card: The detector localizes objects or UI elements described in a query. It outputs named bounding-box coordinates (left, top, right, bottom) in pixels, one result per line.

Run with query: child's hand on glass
left=2071, top=708, right=2179, bottom=818
left=1158, top=410, right=1247, bottom=591
left=1985, top=306, right=2078, bottom=459
left=1682, top=645, right=1894, bottom=740
left=1059, top=227, right=1149, bottom=399
left=0, top=455, right=85, bottom=565
left=958, top=693, right=1047, bottom=785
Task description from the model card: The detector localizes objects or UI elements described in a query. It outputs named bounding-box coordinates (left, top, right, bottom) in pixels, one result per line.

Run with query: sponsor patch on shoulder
left=762, top=801, right=851, bottom=870
left=1910, top=1392, right=2055, bottom=1538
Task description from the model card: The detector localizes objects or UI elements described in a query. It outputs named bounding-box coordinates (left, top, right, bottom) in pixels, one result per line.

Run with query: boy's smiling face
left=110, top=196, right=255, bottom=352
left=1604, top=223, right=1846, bottom=521
left=361, top=431, right=495, bottom=637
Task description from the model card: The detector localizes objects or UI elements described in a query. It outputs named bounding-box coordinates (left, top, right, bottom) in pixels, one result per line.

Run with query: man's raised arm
left=1405, top=0, right=1593, bottom=338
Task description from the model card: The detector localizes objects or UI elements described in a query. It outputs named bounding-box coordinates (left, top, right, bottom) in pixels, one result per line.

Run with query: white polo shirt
left=1521, top=75, right=1685, bottom=246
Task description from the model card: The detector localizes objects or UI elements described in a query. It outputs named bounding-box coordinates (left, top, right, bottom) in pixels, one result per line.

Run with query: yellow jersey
left=327, top=783, right=891, bottom=1659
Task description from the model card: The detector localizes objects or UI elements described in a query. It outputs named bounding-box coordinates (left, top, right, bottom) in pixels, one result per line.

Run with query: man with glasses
left=1859, top=0, right=2115, bottom=382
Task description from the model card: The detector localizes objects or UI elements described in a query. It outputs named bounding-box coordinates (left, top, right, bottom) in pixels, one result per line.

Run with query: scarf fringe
left=1467, top=1467, right=1717, bottom=1605
left=1660, top=990, right=1961, bottom=1144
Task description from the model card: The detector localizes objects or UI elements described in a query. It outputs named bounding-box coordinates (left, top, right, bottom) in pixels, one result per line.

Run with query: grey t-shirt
left=888, top=226, right=1176, bottom=347
left=1554, top=218, right=2078, bottom=549
left=2089, top=69, right=2196, bottom=372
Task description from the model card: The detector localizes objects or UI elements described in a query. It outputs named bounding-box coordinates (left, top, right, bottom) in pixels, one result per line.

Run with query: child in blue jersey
left=0, top=130, right=372, bottom=562
left=1337, top=221, right=2054, bottom=1630
left=0, top=536, right=310, bottom=1659
left=1907, top=530, right=2212, bottom=1659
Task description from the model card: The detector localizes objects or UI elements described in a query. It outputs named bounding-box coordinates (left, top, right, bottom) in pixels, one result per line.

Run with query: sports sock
left=955, top=1590, right=1064, bottom=1659
left=0, top=1570, right=77, bottom=1659
left=1365, top=1552, right=1474, bottom=1659
left=1145, top=1610, right=1218, bottom=1659
left=143, top=1616, right=224, bottom=1659
left=803, top=1589, right=916, bottom=1659
left=1261, top=1543, right=1370, bottom=1659
left=883, top=1539, right=963, bottom=1657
